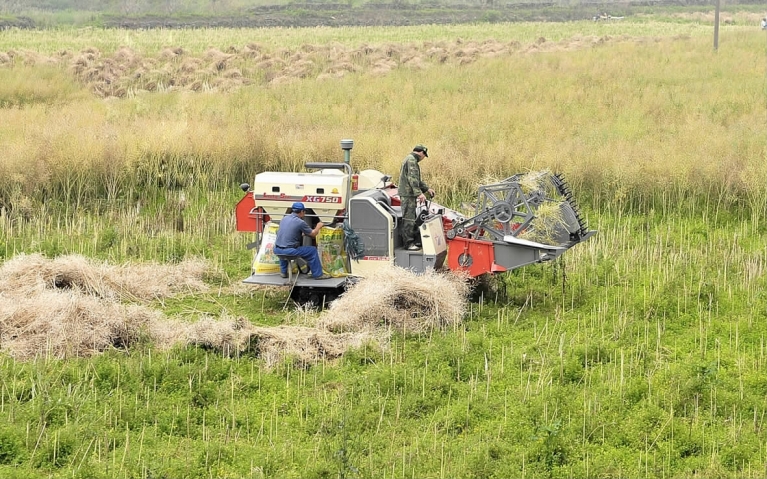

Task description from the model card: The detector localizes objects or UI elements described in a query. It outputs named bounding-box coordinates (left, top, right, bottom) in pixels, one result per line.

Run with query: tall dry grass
left=0, top=20, right=731, bottom=55
left=0, top=23, right=763, bottom=222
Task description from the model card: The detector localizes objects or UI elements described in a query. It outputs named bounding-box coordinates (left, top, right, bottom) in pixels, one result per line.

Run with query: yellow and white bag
left=253, top=222, right=281, bottom=274
left=317, top=226, right=348, bottom=277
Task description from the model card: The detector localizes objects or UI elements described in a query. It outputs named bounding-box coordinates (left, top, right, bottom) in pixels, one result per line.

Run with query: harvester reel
left=449, top=179, right=535, bottom=242
left=447, top=172, right=590, bottom=246
left=493, top=202, right=514, bottom=223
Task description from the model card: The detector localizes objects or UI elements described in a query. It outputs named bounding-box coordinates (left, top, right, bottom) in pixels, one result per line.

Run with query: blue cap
left=291, top=202, right=305, bottom=211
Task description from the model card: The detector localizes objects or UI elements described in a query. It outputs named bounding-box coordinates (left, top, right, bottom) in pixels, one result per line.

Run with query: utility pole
left=713, top=0, right=720, bottom=50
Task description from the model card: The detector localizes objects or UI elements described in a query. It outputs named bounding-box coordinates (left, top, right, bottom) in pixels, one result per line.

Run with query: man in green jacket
left=398, top=144, right=435, bottom=250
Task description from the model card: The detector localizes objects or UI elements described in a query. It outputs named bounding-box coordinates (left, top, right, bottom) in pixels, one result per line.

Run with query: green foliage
left=480, top=10, right=501, bottom=23
left=0, top=15, right=766, bottom=479
left=530, top=418, right=568, bottom=469
left=34, top=427, right=78, bottom=468
left=0, top=427, right=25, bottom=465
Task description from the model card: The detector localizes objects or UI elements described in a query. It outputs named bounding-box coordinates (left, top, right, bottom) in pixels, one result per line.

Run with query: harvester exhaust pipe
left=340, top=139, right=354, bottom=165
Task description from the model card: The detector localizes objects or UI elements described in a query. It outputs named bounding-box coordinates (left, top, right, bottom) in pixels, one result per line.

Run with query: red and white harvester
left=235, top=139, right=595, bottom=304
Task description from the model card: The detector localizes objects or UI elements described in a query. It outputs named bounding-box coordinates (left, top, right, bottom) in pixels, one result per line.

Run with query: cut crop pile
left=0, top=254, right=208, bottom=360
left=318, top=266, right=469, bottom=333
left=0, top=36, right=645, bottom=98
left=0, top=255, right=468, bottom=367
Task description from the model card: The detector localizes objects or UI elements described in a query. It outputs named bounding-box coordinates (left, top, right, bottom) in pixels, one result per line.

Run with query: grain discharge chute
left=235, top=140, right=595, bottom=305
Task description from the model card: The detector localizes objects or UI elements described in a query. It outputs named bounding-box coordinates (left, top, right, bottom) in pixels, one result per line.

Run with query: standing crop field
left=0, top=14, right=766, bottom=478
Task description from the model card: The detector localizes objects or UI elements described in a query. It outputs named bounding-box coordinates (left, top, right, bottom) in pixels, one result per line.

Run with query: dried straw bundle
left=0, top=255, right=468, bottom=366
left=318, top=266, right=469, bottom=334
left=519, top=201, right=570, bottom=245
left=149, top=315, right=253, bottom=355
left=0, top=253, right=209, bottom=302
left=150, top=316, right=374, bottom=368
left=0, top=290, right=160, bottom=360
left=0, top=254, right=210, bottom=359
left=247, top=325, right=371, bottom=368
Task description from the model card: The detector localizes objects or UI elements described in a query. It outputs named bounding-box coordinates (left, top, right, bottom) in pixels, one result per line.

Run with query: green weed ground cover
left=1, top=16, right=766, bottom=478
left=1, top=208, right=766, bottom=478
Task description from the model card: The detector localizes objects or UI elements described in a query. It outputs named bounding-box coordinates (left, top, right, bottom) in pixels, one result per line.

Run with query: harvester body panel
left=347, top=189, right=396, bottom=276
left=242, top=273, right=346, bottom=288
left=393, top=215, right=447, bottom=272
left=251, top=171, right=348, bottom=223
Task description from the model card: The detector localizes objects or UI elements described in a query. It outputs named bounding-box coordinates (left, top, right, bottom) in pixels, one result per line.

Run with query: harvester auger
left=235, top=139, right=596, bottom=306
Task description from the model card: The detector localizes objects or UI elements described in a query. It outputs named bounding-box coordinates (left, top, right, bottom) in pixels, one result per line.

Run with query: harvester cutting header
left=235, top=139, right=595, bottom=305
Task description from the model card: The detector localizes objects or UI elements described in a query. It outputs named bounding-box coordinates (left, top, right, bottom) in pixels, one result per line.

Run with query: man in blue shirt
left=273, top=202, right=331, bottom=280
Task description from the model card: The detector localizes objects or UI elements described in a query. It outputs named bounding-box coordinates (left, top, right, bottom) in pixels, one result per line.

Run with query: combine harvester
left=235, top=140, right=595, bottom=305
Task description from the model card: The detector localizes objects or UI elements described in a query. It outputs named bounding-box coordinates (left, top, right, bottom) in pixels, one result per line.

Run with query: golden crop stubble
left=0, top=22, right=763, bottom=216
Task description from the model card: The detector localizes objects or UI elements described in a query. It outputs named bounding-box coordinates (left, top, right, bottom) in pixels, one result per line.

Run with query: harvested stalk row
left=0, top=255, right=468, bottom=366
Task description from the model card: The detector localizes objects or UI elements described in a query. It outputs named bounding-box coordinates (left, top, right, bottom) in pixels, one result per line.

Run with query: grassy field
left=3, top=1, right=766, bottom=29
left=0, top=20, right=725, bottom=53
left=0, top=14, right=766, bottom=478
